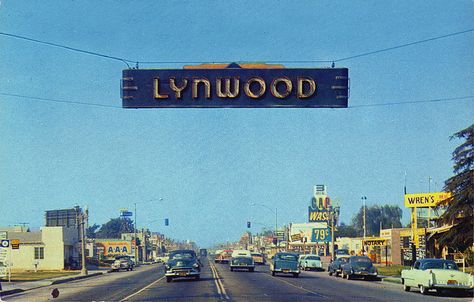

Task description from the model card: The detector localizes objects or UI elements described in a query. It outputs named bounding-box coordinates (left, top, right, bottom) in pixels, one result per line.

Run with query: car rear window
left=276, top=254, right=297, bottom=261
left=306, top=256, right=320, bottom=260
left=422, top=260, right=458, bottom=270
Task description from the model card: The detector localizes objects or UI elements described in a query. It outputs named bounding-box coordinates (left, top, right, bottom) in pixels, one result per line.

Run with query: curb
left=50, top=272, right=104, bottom=285
left=381, top=276, right=402, bottom=284
left=0, top=288, right=25, bottom=297
left=1, top=272, right=106, bottom=297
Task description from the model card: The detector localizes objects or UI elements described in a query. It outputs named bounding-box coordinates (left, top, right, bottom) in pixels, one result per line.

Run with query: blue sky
left=0, top=1, right=473, bottom=247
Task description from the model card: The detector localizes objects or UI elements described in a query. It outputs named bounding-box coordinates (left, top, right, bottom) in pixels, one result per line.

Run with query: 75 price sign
left=311, top=228, right=331, bottom=242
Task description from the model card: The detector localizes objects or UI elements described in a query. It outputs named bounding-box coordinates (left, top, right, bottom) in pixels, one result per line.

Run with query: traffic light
left=247, top=221, right=251, bottom=228
left=164, top=218, right=169, bottom=226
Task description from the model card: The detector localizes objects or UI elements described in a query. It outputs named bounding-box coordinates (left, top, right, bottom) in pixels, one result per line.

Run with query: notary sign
left=363, top=238, right=387, bottom=246
left=122, top=64, right=349, bottom=108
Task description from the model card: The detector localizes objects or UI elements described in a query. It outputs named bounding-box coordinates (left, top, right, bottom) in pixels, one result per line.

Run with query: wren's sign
left=121, top=64, right=349, bottom=108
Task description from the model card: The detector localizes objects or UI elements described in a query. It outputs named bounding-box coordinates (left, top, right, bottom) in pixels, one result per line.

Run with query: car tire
left=249, top=268, right=254, bottom=272
left=347, top=274, right=351, bottom=280
left=230, top=267, right=233, bottom=271
left=293, top=273, right=299, bottom=278
left=403, top=282, right=410, bottom=292
left=341, top=271, right=345, bottom=279
left=272, top=271, right=275, bottom=276
left=419, top=285, right=428, bottom=295
left=328, top=270, right=333, bottom=276
left=166, top=277, right=172, bottom=283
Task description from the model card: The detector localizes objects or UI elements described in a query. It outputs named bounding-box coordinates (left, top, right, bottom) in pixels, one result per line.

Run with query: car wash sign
left=122, top=63, right=349, bottom=108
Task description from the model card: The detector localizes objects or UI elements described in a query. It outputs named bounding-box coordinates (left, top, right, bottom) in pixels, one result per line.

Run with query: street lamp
left=250, top=203, right=278, bottom=247
left=361, top=196, right=367, bottom=239
left=133, top=198, right=164, bottom=264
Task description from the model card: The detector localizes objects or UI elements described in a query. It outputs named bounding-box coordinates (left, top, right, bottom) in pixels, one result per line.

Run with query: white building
left=2, top=226, right=80, bottom=271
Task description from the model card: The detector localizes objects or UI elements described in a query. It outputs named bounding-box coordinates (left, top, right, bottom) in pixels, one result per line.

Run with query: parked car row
left=328, top=256, right=377, bottom=280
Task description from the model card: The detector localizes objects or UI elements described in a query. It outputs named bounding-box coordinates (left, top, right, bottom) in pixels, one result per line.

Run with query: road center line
left=209, top=262, right=230, bottom=301
left=119, top=275, right=165, bottom=302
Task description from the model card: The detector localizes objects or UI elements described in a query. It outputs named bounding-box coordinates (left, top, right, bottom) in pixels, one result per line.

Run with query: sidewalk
left=0, top=269, right=109, bottom=297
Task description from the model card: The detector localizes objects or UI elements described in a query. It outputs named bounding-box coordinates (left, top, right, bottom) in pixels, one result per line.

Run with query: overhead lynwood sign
left=121, top=63, right=349, bottom=108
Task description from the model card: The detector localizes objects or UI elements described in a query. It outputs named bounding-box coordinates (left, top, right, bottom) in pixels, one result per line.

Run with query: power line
left=1, top=92, right=473, bottom=110
left=334, top=28, right=474, bottom=63
left=0, top=32, right=134, bottom=68
left=0, top=92, right=121, bottom=109
left=1, top=28, right=473, bottom=66
left=349, top=96, right=474, bottom=108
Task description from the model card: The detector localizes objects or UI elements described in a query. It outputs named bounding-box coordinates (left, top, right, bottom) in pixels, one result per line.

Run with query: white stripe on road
left=265, top=272, right=325, bottom=298
left=119, top=276, right=165, bottom=302
left=209, top=262, right=230, bottom=301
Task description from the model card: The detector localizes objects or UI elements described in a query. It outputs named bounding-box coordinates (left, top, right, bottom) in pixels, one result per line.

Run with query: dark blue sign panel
left=122, top=65, right=348, bottom=108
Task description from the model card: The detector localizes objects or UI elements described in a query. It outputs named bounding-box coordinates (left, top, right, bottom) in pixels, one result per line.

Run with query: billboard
left=289, top=222, right=329, bottom=243
left=96, top=240, right=132, bottom=256
left=404, top=192, right=451, bottom=208
left=122, top=65, right=349, bottom=108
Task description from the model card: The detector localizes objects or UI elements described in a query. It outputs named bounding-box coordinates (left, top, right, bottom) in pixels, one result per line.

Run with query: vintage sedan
left=270, top=252, right=300, bottom=277
left=230, top=256, right=255, bottom=272
left=251, top=252, right=265, bottom=265
left=216, top=249, right=233, bottom=264
left=299, top=254, right=323, bottom=271
left=111, top=255, right=134, bottom=272
left=341, top=256, right=377, bottom=280
left=165, top=250, right=201, bottom=282
left=401, top=258, right=474, bottom=295
left=328, top=256, right=349, bottom=277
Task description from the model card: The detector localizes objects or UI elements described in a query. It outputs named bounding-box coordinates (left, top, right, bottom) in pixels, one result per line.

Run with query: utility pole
left=134, top=203, right=138, bottom=264
left=361, top=196, right=367, bottom=254
left=330, top=206, right=335, bottom=261
left=79, top=208, right=88, bottom=276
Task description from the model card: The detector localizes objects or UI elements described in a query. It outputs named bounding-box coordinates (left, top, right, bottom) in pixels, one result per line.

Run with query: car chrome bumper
left=431, top=284, right=473, bottom=290
left=165, top=270, right=200, bottom=277
left=274, top=269, right=300, bottom=274
left=230, top=264, right=255, bottom=268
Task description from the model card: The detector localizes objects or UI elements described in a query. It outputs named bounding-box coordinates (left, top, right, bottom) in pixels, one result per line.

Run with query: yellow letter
left=170, top=78, right=188, bottom=99
left=216, top=78, right=239, bottom=98
left=271, top=77, right=292, bottom=99
left=192, top=78, right=211, bottom=99
left=244, top=77, right=266, bottom=98
left=297, top=77, right=316, bottom=98
left=154, top=78, right=168, bottom=99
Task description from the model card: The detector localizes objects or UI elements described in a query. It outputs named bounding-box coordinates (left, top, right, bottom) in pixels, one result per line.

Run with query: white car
left=299, top=254, right=323, bottom=271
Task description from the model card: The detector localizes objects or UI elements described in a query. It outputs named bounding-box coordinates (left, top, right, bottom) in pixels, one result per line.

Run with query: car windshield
left=306, top=256, right=320, bottom=260
left=276, top=254, right=297, bottom=261
left=170, top=251, right=195, bottom=260
left=351, top=257, right=372, bottom=265
left=421, top=260, right=458, bottom=270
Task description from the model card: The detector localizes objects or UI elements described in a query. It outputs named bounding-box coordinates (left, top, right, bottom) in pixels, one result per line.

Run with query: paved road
left=3, top=259, right=472, bottom=301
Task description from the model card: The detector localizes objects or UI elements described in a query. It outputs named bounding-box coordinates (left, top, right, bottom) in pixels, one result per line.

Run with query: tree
left=351, top=205, right=403, bottom=237
left=96, top=218, right=135, bottom=239
left=335, top=222, right=357, bottom=238
left=436, top=124, right=474, bottom=251
left=86, top=223, right=100, bottom=238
